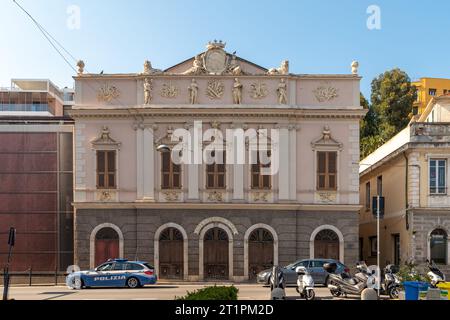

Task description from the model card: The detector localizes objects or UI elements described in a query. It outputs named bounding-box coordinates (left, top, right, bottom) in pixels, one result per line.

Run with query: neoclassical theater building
left=71, top=42, right=365, bottom=281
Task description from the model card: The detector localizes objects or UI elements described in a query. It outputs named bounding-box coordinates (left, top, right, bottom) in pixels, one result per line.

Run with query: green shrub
left=397, top=261, right=431, bottom=288
left=176, top=285, right=239, bottom=300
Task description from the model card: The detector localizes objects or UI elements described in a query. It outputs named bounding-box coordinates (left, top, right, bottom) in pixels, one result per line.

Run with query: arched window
left=430, top=229, right=448, bottom=264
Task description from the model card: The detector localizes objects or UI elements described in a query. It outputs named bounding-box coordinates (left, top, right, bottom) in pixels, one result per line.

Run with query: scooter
left=270, top=265, right=286, bottom=300
left=354, top=262, right=400, bottom=299
left=354, top=261, right=371, bottom=283
left=324, top=262, right=376, bottom=298
left=426, top=260, right=446, bottom=288
left=295, top=266, right=315, bottom=300
left=381, top=265, right=401, bottom=299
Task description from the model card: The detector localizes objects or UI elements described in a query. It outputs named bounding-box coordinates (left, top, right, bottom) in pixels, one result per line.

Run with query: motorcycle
left=270, top=265, right=286, bottom=300
left=324, top=262, right=376, bottom=298
left=354, top=262, right=400, bottom=299
left=295, top=266, right=315, bottom=300
left=381, top=264, right=401, bottom=299
left=426, top=260, right=446, bottom=288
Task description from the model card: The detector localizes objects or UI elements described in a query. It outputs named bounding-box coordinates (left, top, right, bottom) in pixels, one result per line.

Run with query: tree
left=360, top=93, right=381, bottom=158
left=370, top=68, right=416, bottom=141
left=360, top=68, right=416, bottom=159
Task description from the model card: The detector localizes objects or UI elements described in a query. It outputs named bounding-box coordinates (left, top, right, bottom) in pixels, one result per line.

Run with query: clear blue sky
left=1, top=0, right=450, bottom=98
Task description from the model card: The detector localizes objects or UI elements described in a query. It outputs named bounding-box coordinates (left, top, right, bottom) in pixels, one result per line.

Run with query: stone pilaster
left=408, top=152, right=420, bottom=208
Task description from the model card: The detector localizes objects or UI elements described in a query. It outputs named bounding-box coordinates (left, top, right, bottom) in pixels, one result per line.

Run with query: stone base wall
left=74, top=208, right=358, bottom=281
left=412, top=210, right=450, bottom=265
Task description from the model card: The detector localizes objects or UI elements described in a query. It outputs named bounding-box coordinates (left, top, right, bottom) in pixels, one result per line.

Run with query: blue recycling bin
left=403, top=281, right=430, bottom=300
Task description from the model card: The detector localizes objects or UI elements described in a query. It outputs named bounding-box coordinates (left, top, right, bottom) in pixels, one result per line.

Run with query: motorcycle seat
left=343, top=278, right=358, bottom=285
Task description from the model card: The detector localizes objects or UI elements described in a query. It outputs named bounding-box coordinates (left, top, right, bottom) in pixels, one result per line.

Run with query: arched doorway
left=204, top=227, right=229, bottom=280
left=430, top=229, right=448, bottom=264
left=314, top=229, right=340, bottom=260
left=248, top=228, right=274, bottom=280
left=95, top=227, right=120, bottom=266
left=159, top=227, right=184, bottom=279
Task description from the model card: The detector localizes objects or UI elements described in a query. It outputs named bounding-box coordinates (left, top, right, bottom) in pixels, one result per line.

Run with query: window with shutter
left=251, top=151, right=272, bottom=189
left=161, top=152, right=182, bottom=189
left=206, top=151, right=226, bottom=189
left=96, top=150, right=116, bottom=189
left=317, top=151, right=337, bottom=191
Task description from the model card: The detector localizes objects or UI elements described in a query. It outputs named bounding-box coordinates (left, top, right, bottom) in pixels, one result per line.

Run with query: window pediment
left=91, top=126, right=121, bottom=150
left=311, top=126, right=343, bottom=150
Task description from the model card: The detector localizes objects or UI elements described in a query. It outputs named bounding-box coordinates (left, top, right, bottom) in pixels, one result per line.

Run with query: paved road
left=5, top=284, right=367, bottom=300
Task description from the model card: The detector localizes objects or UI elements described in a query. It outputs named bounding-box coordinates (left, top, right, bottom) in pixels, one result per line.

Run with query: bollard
left=28, top=268, right=32, bottom=286
left=361, top=288, right=378, bottom=300
left=426, top=288, right=441, bottom=300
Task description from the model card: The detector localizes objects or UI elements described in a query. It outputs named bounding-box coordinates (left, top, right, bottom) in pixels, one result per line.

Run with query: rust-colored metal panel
left=0, top=213, right=56, bottom=232
left=0, top=174, right=57, bottom=192
left=0, top=153, right=57, bottom=172
left=0, top=133, right=56, bottom=152
left=0, top=131, right=72, bottom=272
left=0, top=194, right=57, bottom=212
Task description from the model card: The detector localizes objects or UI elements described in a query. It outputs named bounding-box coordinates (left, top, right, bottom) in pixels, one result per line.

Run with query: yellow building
left=412, top=77, right=450, bottom=115
left=360, top=96, right=450, bottom=275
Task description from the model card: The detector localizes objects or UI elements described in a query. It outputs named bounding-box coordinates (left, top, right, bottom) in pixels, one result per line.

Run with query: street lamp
left=156, top=144, right=171, bottom=153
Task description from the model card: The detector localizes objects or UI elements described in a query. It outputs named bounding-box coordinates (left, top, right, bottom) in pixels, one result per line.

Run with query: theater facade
left=71, top=42, right=365, bottom=281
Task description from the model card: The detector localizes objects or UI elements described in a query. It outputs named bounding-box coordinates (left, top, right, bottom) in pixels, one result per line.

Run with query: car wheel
left=126, top=277, right=140, bottom=289
left=69, top=277, right=83, bottom=290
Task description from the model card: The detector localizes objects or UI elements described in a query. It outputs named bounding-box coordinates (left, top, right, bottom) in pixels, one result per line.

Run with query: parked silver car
left=257, top=259, right=349, bottom=286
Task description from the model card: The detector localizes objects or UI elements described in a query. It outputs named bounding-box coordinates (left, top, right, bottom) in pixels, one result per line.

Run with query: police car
left=66, top=259, right=157, bottom=289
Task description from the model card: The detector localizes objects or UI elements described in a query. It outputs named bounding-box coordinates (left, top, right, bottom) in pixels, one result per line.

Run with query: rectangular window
left=161, top=152, right=181, bottom=189
left=429, top=159, right=446, bottom=194
left=206, top=151, right=226, bottom=189
left=317, top=151, right=337, bottom=190
left=251, top=151, right=272, bottom=189
left=96, top=150, right=116, bottom=189
left=365, top=182, right=371, bottom=210
left=429, top=88, right=437, bottom=96
left=377, top=175, right=383, bottom=196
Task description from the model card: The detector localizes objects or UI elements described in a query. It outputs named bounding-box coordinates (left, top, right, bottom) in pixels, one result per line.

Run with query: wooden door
left=159, top=228, right=184, bottom=279
left=95, top=239, right=119, bottom=267
left=248, top=229, right=274, bottom=280
left=314, top=229, right=340, bottom=261
left=95, top=227, right=120, bottom=267
left=204, top=228, right=229, bottom=280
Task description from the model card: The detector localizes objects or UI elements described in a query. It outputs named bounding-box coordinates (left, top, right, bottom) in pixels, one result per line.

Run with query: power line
left=13, top=0, right=78, bottom=73
left=12, top=0, right=145, bottom=116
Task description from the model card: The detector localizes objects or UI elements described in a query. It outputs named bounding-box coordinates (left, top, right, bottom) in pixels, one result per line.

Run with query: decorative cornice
left=72, top=201, right=362, bottom=212
left=69, top=107, right=367, bottom=120
left=74, top=74, right=362, bottom=81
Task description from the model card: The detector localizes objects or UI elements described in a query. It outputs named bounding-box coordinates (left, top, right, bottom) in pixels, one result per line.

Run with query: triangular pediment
left=311, top=126, right=343, bottom=150
left=164, top=41, right=268, bottom=75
